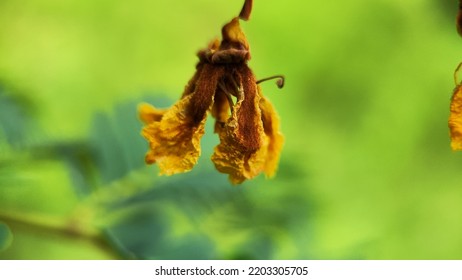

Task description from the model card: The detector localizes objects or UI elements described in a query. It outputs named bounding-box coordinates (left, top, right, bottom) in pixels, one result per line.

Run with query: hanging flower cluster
left=450, top=1, right=462, bottom=150
left=139, top=0, right=284, bottom=184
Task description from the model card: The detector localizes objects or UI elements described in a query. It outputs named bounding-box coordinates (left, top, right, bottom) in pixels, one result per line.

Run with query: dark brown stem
left=257, top=75, right=285, bottom=89
left=239, top=0, right=253, bottom=21
left=454, top=62, right=462, bottom=86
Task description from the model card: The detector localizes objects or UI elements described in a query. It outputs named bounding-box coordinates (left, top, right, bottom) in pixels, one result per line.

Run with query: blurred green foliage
left=0, top=0, right=462, bottom=259
left=0, top=222, right=13, bottom=251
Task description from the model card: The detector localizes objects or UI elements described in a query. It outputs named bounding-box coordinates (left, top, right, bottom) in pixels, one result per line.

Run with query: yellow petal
left=138, top=103, right=167, bottom=124
left=449, top=84, right=462, bottom=150
left=259, top=90, right=284, bottom=177
left=140, top=94, right=207, bottom=175
left=211, top=87, right=266, bottom=184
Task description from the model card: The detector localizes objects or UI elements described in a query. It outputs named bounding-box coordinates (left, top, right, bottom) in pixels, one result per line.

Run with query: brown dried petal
left=188, top=64, right=225, bottom=124
left=236, top=65, right=261, bottom=152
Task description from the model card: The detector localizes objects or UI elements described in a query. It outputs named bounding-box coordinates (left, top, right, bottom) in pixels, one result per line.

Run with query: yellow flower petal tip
left=138, top=103, right=166, bottom=124
left=451, top=141, right=462, bottom=151
left=139, top=0, right=284, bottom=184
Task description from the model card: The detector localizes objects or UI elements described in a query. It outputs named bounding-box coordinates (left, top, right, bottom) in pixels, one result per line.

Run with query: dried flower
left=139, top=0, right=284, bottom=184
left=450, top=63, right=462, bottom=150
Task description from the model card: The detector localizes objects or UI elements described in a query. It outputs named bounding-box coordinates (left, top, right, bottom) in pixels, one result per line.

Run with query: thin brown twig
left=257, top=75, right=285, bottom=89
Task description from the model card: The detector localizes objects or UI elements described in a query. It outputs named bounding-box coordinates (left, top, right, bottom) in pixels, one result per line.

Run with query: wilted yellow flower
left=450, top=63, right=462, bottom=150
left=139, top=0, right=284, bottom=184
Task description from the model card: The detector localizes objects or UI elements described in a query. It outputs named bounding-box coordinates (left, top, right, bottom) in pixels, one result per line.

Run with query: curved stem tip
left=257, top=75, right=285, bottom=89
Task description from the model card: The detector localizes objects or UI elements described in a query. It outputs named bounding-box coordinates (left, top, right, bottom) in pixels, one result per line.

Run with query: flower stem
left=239, top=0, right=253, bottom=21
left=0, top=210, right=121, bottom=258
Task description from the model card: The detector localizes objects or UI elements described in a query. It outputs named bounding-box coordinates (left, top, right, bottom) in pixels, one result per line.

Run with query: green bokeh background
left=0, top=0, right=461, bottom=259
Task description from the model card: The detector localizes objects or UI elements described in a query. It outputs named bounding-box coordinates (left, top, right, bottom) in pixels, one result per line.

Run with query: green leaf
left=0, top=86, right=38, bottom=148
left=0, top=222, right=13, bottom=252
